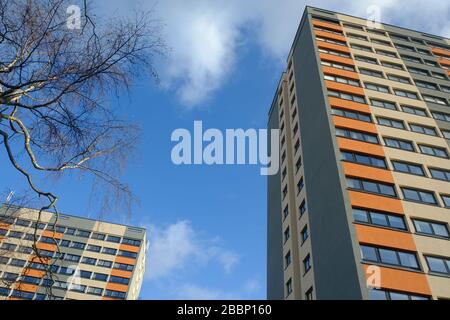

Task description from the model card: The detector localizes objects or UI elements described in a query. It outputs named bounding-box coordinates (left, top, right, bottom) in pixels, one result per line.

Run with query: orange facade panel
left=314, top=29, right=347, bottom=43
left=36, top=242, right=57, bottom=252
left=312, top=19, right=343, bottom=32
left=110, top=269, right=133, bottom=279
left=114, top=256, right=136, bottom=266
left=41, top=230, right=63, bottom=240
left=337, top=137, right=385, bottom=157
left=319, top=51, right=353, bottom=65
left=348, top=190, right=404, bottom=214
left=342, top=162, right=394, bottom=184
left=438, top=58, right=450, bottom=67
left=325, top=80, right=365, bottom=96
left=328, top=97, right=370, bottom=113
left=317, top=41, right=351, bottom=55
left=119, top=244, right=140, bottom=253
left=22, top=268, right=46, bottom=278
left=322, top=66, right=360, bottom=80
left=332, top=116, right=378, bottom=134
left=14, top=283, right=38, bottom=293
left=431, top=47, right=450, bottom=58
left=106, top=282, right=128, bottom=293
left=355, top=224, right=415, bottom=251
left=362, top=265, right=431, bottom=296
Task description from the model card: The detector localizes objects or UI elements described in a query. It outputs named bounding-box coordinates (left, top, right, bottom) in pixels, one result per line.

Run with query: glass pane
left=370, top=212, right=388, bottom=226
left=355, top=154, right=371, bottom=165
left=369, top=289, right=387, bottom=300
left=360, top=246, right=378, bottom=262
left=362, top=181, right=378, bottom=193
left=398, top=252, right=418, bottom=269
left=379, top=184, right=395, bottom=196
left=403, top=189, right=419, bottom=201
left=388, top=215, right=406, bottom=230
left=431, top=224, right=449, bottom=238
left=414, top=220, right=432, bottom=234
left=409, top=165, right=424, bottom=175
left=347, top=179, right=360, bottom=189
left=393, top=162, right=408, bottom=172
left=372, top=158, right=386, bottom=168
left=426, top=257, right=447, bottom=273
left=379, top=248, right=398, bottom=265
left=419, top=191, right=436, bottom=204
left=352, top=209, right=369, bottom=222
left=389, top=292, right=409, bottom=300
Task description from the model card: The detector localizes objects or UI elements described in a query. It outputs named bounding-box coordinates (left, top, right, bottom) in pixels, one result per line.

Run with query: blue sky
left=2, top=0, right=450, bottom=299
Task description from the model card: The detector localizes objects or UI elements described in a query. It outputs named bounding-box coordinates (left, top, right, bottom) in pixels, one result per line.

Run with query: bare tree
left=0, top=0, right=165, bottom=298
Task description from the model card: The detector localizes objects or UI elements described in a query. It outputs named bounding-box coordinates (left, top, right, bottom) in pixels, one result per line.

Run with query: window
left=282, top=185, right=288, bottom=199
left=324, top=74, right=360, bottom=86
left=318, top=47, right=350, bottom=58
left=408, top=66, right=428, bottom=76
left=75, top=229, right=91, bottom=238
left=81, top=257, right=97, bottom=265
left=299, top=200, right=307, bottom=216
left=286, top=279, right=292, bottom=296
left=15, top=219, right=30, bottom=227
left=119, top=250, right=138, bottom=259
left=402, top=105, right=427, bottom=117
left=346, top=33, right=367, bottom=41
left=384, top=137, right=414, bottom=151
left=418, top=144, right=448, bottom=158
left=360, top=245, right=420, bottom=270
left=335, top=128, right=378, bottom=144
left=442, top=195, right=450, bottom=208
left=316, top=36, right=347, bottom=46
left=87, top=287, right=104, bottom=296
left=381, top=61, right=403, bottom=70
left=431, top=72, right=447, bottom=80
left=106, top=235, right=121, bottom=243
left=92, top=273, right=108, bottom=282
left=346, top=178, right=396, bottom=197
left=343, top=23, right=363, bottom=30
left=39, top=236, right=57, bottom=244
left=97, top=259, right=113, bottom=268
left=401, top=187, right=437, bottom=205
left=415, top=80, right=438, bottom=90
left=350, top=43, right=372, bottom=52
left=86, top=244, right=101, bottom=252
left=30, top=222, right=46, bottom=229
left=283, top=205, right=289, bottom=219
left=59, top=267, right=76, bottom=275
left=440, top=85, right=450, bottom=93
left=110, top=276, right=130, bottom=285
left=0, top=228, right=7, bottom=236
left=413, top=219, right=449, bottom=238
left=417, top=48, right=431, bottom=55
left=305, top=287, right=314, bottom=300
left=423, top=94, right=448, bottom=106
left=321, top=60, right=355, bottom=72
left=11, top=290, right=34, bottom=300
left=425, top=256, right=450, bottom=275
left=371, top=38, right=391, bottom=46
left=55, top=225, right=66, bottom=233
left=59, top=239, right=70, bottom=247
left=102, top=247, right=117, bottom=255
left=410, top=123, right=437, bottom=136
left=69, top=284, right=86, bottom=293
left=389, top=33, right=409, bottom=41
left=297, top=178, right=304, bottom=194
left=432, top=111, right=450, bottom=122
left=65, top=254, right=81, bottom=263
left=394, top=89, right=418, bottom=99
left=0, top=257, right=9, bottom=264
left=284, top=227, right=290, bottom=243
left=8, top=231, right=23, bottom=239
left=114, top=263, right=134, bottom=271
left=21, top=276, right=41, bottom=285
left=341, top=151, right=386, bottom=168
left=377, top=117, right=405, bottom=129
left=359, top=68, right=384, bottom=78
left=364, top=82, right=390, bottom=93
left=303, top=255, right=312, bottom=273
left=369, top=288, right=429, bottom=300
left=294, top=139, right=300, bottom=153
left=331, top=108, right=371, bottom=122
left=0, top=288, right=10, bottom=297
left=394, top=43, right=415, bottom=52
left=370, top=98, right=396, bottom=110
left=65, top=227, right=75, bottom=235
left=301, top=226, right=309, bottom=244
left=70, top=242, right=86, bottom=250
left=80, top=270, right=92, bottom=279
left=387, top=74, right=410, bottom=84
left=91, top=232, right=106, bottom=240
left=285, top=251, right=291, bottom=268
left=10, top=259, right=26, bottom=267
left=376, top=49, right=396, bottom=57
left=104, top=289, right=126, bottom=299
left=1, top=243, right=17, bottom=251
left=391, top=160, right=424, bottom=176
left=400, top=54, right=421, bottom=63
left=424, top=59, right=438, bottom=67
left=429, top=167, right=450, bottom=181
left=295, top=157, right=302, bottom=172
left=355, top=55, right=378, bottom=64
left=353, top=208, right=406, bottom=230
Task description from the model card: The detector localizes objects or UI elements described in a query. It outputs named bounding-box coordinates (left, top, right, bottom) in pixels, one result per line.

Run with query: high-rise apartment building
left=268, top=7, right=450, bottom=300
left=0, top=205, right=147, bottom=300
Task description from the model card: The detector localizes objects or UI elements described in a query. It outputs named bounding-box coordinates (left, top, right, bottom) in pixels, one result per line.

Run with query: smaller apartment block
left=268, top=7, right=450, bottom=300
left=0, top=205, right=146, bottom=300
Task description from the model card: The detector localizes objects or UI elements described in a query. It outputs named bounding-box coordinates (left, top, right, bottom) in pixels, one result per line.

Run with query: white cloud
left=144, top=220, right=239, bottom=280
left=99, top=1, right=450, bottom=104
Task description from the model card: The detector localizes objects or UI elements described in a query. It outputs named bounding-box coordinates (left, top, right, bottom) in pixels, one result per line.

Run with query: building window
left=70, top=242, right=86, bottom=250
left=81, top=257, right=97, bottom=265
left=305, top=287, right=314, bottom=300
left=285, top=251, right=292, bottom=269
left=381, top=61, right=403, bottom=70
left=282, top=185, right=288, bottom=199
left=410, top=123, right=437, bottom=136
left=297, top=177, right=304, bottom=194
left=415, top=80, right=438, bottom=90
left=331, top=108, right=371, bottom=122
left=442, top=195, right=450, bottom=208
left=294, top=139, right=300, bottom=153
left=432, top=111, right=450, bottom=122
left=394, top=89, right=418, bottom=99
left=370, top=98, right=396, bottom=110
left=418, top=144, right=448, bottom=158
left=65, top=254, right=81, bottom=263
left=97, top=260, right=113, bottom=268
left=75, top=229, right=91, bottom=238
left=355, top=55, right=378, bottom=64
left=122, top=238, right=141, bottom=247
left=391, top=160, right=424, bottom=176
left=324, top=74, right=360, bottom=87
left=318, top=47, right=350, bottom=58
left=113, top=262, right=134, bottom=271
left=400, top=54, right=421, bottom=63
left=284, top=227, right=290, bottom=243
left=92, top=273, right=108, bottom=282
left=384, top=137, right=414, bottom=151
left=377, top=116, right=405, bottom=129
left=442, top=130, right=450, bottom=140
left=402, top=105, right=427, bottom=117
left=347, top=177, right=396, bottom=197
left=10, top=259, right=26, bottom=267
left=369, top=288, right=429, bottom=300
left=87, top=287, right=104, bottom=296
left=352, top=208, right=406, bottom=230
left=107, top=235, right=121, bottom=243
left=110, top=276, right=130, bottom=285
left=80, top=270, right=92, bottom=279
left=423, top=94, right=448, bottom=106
left=335, top=128, right=378, bottom=144
left=359, top=68, right=384, bottom=78
left=327, top=90, right=365, bottom=104
left=91, top=232, right=106, bottom=240
left=360, top=245, right=420, bottom=270
left=425, top=256, right=450, bottom=275
left=365, top=82, right=390, bottom=93
left=286, top=279, right=292, bottom=297
left=87, top=244, right=101, bottom=252
left=413, top=219, right=449, bottom=238
left=408, top=66, right=429, bottom=76
left=301, top=226, right=309, bottom=244
left=299, top=200, right=307, bottom=216
left=295, top=157, right=302, bottom=172
left=102, top=247, right=117, bottom=255
left=283, top=205, right=289, bottom=220
left=429, top=167, right=450, bottom=182
left=104, top=289, right=126, bottom=299
left=342, top=151, right=386, bottom=168
left=387, top=74, right=410, bottom=84
left=401, top=187, right=437, bottom=205
left=321, top=60, right=356, bottom=72
left=303, top=255, right=312, bottom=273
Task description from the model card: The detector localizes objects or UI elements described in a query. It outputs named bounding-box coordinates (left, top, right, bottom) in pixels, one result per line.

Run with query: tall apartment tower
left=0, top=205, right=147, bottom=300
left=268, top=7, right=450, bottom=300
